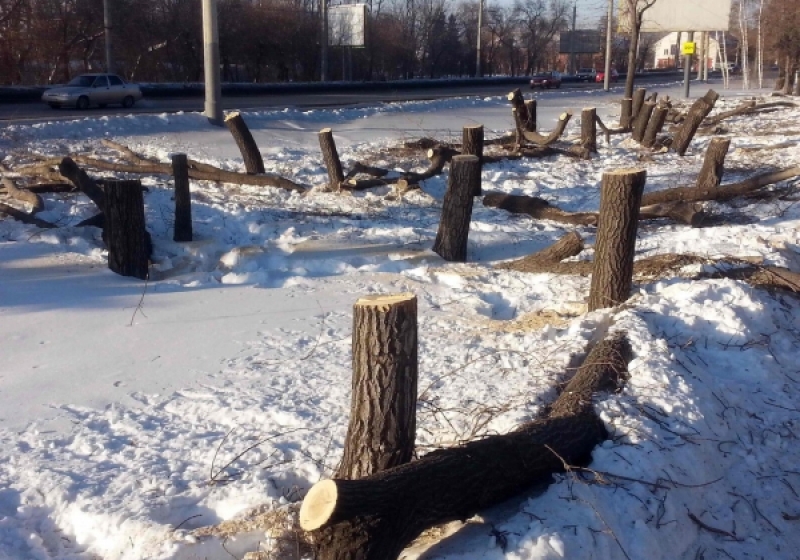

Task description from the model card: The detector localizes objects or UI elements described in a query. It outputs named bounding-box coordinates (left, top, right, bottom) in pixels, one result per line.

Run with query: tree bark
left=433, top=155, right=480, bottom=262
left=631, top=101, right=656, bottom=143
left=631, top=88, right=647, bottom=121
left=620, top=98, right=633, bottom=129
left=588, top=169, right=647, bottom=311
left=671, top=89, right=720, bottom=156
left=524, top=99, right=537, bottom=131
left=1, top=178, right=44, bottom=213
left=58, top=156, right=105, bottom=209
left=581, top=108, right=597, bottom=153
left=337, top=293, right=418, bottom=481
left=319, top=128, right=345, bottom=191
left=224, top=112, right=265, bottom=174
left=507, top=89, right=531, bottom=130
left=104, top=179, right=150, bottom=280
left=642, top=105, right=669, bottom=148
left=461, top=125, right=484, bottom=196
left=172, top=153, right=192, bottom=242
left=498, top=232, right=584, bottom=273
left=301, top=333, right=633, bottom=560
left=695, top=138, right=730, bottom=192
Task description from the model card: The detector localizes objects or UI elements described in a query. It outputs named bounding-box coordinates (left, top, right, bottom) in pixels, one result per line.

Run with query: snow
left=1, top=84, right=799, bottom=560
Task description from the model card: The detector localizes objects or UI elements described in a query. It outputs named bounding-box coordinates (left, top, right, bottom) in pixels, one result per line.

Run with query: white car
left=42, top=74, right=143, bottom=109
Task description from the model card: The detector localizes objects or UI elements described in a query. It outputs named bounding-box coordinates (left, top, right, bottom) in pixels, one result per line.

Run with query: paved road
left=0, top=74, right=688, bottom=123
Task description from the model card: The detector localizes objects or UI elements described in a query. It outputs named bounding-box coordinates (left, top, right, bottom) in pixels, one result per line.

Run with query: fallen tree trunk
left=58, top=157, right=105, bottom=208
left=517, top=112, right=572, bottom=146
left=302, top=333, right=633, bottom=560
left=1, top=178, right=44, bottom=213
left=482, top=192, right=704, bottom=227
left=594, top=114, right=628, bottom=144
left=29, top=153, right=308, bottom=193
left=498, top=232, right=584, bottom=273
left=342, top=146, right=455, bottom=190
left=703, top=100, right=798, bottom=126
left=0, top=202, right=57, bottom=228
left=640, top=166, right=800, bottom=206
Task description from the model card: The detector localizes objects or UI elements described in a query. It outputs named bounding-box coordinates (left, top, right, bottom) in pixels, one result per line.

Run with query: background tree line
left=0, top=0, right=571, bottom=85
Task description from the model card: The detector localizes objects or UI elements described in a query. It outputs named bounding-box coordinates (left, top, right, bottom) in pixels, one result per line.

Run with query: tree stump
left=507, top=89, right=531, bottom=129
left=695, top=137, right=731, bottom=192
left=632, top=88, right=647, bottom=120
left=620, top=98, right=633, bottom=129
left=672, top=89, right=720, bottom=156
left=300, top=332, right=633, bottom=560
left=319, top=128, right=345, bottom=191
left=581, top=108, right=597, bottom=152
left=433, top=155, right=480, bottom=262
left=524, top=99, right=537, bottom=131
left=462, top=125, right=484, bottom=195
left=104, top=179, right=150, bottom=280
left=588, top=169, right=646, bottom=311
left=338, top=293, right=418, bottom=480
left=172, top=153, right=192, bottom=242
left=642, top=105, right=669, bottom=148
left=224, top=112, right=265, bottom=174
left=631, top=101, right=656, bottom=143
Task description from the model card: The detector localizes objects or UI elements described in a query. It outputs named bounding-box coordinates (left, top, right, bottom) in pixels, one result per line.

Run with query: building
left=652, top=31, right=740, bottom=70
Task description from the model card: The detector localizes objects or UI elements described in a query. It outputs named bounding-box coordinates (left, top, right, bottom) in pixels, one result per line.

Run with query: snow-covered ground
left=1, top=83, right=799, bottom=560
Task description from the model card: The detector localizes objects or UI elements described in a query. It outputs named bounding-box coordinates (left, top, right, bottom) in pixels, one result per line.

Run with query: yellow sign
left=682, top=42, right=696, bottom=55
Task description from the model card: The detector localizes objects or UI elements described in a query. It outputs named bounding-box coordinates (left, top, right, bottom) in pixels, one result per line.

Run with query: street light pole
left=476, top=0, right=483, bottom=77
left=603, top=0, right=613, bottom=90
left=321, top=0, right=328, bottom=81
left=202, top=0, right=223, bottom=126
left=103, top=0, right=113, bottom=73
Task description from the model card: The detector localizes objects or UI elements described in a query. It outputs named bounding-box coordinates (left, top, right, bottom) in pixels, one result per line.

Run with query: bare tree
left=620, top=0, right=658, bottom=122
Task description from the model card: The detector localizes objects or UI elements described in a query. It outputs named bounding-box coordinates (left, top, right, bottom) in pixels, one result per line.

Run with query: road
left=0, top=74, right=689, bottom=123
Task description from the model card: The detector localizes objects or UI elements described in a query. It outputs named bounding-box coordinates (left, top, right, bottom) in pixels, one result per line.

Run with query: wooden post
left=319, top=128, right=345, bottom=191
left=588, top=169, right=646, bottom=311
left=672, top=89, right=720, bottom=156
left=172, top=153, right=192, bottom=242
left=581, top=108, right=597, bottom=152
left=620, top=98, right=633, bottom=129
left=337, top=293, right=418, bottom=480
left=104, top=179, right=149, bottom=280
left=631, top=101, right=656, bottom=143
left=642, top=105, right=669, bottom=148
left=224, top=112, right=265, bottom=174
left=695, top=137, right=731, bottom=192
left=524, top=99, right=537, bottom=131
left=433, top=155, right=480, bottom=262
left=631, top=87, right=647, bottom=120
left=461, top=125, right=484, bottom=195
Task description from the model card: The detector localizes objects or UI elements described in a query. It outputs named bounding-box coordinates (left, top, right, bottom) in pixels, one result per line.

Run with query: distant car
left=530, top=71, right=562, bottom=89
left=595, top=69, right=619, bottom=83
left=576, top=68, right=597, bottom=82
left=42, top=74, right=143, bottom=109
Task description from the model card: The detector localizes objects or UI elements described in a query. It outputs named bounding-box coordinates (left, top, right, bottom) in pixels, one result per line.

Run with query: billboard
left=328, top=4, right=368, bottom=47
left=559, top=30, right=602, bottom=54
left=620, top=0, right=731, bottom=32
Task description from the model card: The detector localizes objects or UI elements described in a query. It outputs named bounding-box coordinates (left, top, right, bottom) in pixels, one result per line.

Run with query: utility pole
left=683, top=30, right=693, bottom=98
left=603, top=0, right=613, bottom=90
left=476, top=0, right=483, bottom=77
left=570, top=2, right=577, bottom=73
left=103, top=0, right=113, bottom=73
left=696, top=31, right=704, bottom=81
left=321, top=0, right=328, bottom=81
left=202, top=0, right=223, bottom=126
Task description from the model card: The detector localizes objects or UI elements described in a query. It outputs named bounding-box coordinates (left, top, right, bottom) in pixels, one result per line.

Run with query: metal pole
left=321, top=0, right=328, bottom=81
left=570, top=3, right=577, bottom=74
left=476, top=0, right=483, bottom=77
left=683, top=30, right=693, bottom=98
left=603, top=0, right=613, bottom=90
left=202, top=0, right=223, bottom=126
left=103, top=0, right=113, bottom=73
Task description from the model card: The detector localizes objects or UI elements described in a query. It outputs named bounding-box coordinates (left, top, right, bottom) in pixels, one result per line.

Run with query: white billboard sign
left=328, top=4, right=368, bottom=47
left=621, top=0, right=731, bottom=32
